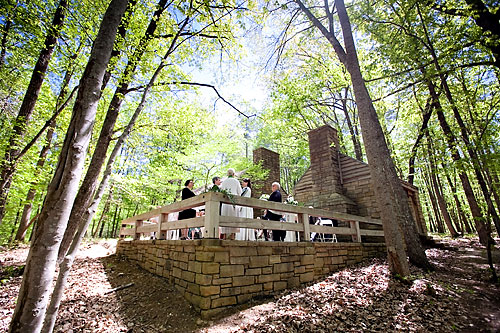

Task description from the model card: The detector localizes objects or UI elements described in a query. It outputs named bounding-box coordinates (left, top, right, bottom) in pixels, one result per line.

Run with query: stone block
left=230, top=247, right=257, bottom=257
left=273, top=262, right=293, bottom=273
left=282, top=255, right=299, bottom=263
left=220, top=286, right=240, bottom=297
left=183, top=245, right=196, bottom=253
left=249, top=256, right=269, bottom=268
left=241, top=284, right=262, bottom=294
left=178, top=262, right=187, bottom=270
left=177, top=279, right=187, bottom=288
left=263, top=282, right=273, bottom=290
left=201, top=239, right=222, bottom=247
left=201, top=308, right=226, bottom=320
left=332, top=256, right=345, bottom=265
left=196, top=251, right=215, bottom=262
left=300, top=272, right=314, bottom=283
left=274, top=281, right=287, bottom=291
left=187, top=282, right=200, bottom=295
left=290, top=247, right=304, bottom=255
left=230, top=256, right=250, bottom=265
left=220, top=264, right=244, bottom=277
left=212, top=296, right=237, bottom=308
left=232, top=276, right=255, bottom=287
left=188, top=261, right=202, bottom=273
left=237, top=294, right=253, bottom=304
left=172, top=267, right=182, bottom=278
left=300, top=255, right=314, bottom=265
left=294, top=266, right=306, bottom=274
left=257, top=274, right=280, bottom=283
left=314, top=258, right=324, bottom=268
left=287, top=277, right=300, bottom=288
left=245, top=268, right=261, bottom=275
left=262, top=267, right=272, bottom=274
left=269, top=255, right=281, bottom=264
left=214, top=251, right=229, bottom=263
left=202, top=262, right=220, bottom=274
left=272, top=247, right=286, bottom=255
left=195, top=274, right=212, bottom=285
left=257, top=247, right=272, bottom=255
left=199, top=297, right=212, bottom=310
left=200, top=285, right=220, bottom=296
left=304, top=246, right=316, bottom=254
left=212, top=277, right=232, bottom=285
left=181, top=270, right=195, bottom=283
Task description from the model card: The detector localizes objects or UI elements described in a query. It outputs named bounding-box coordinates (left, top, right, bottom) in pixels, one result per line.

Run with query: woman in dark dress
left=178, top=179, right=196, bottom=220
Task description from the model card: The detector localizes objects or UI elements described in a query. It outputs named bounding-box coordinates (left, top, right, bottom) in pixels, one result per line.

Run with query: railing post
left=134, top=220, right=143, bottom=240
left=157, top=213, right=168, bottom=240
left=299, top=213, right=310, bottom=241
left=204, top=199, right=220, bottom=238
left=120, top=224, right=126, bottom=238
left=350, top=220, right=361, bottom=242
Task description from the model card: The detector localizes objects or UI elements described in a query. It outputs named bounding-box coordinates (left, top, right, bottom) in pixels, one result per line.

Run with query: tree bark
left=423, top=167, right=445, bottom=233
left=294, top=0, right=432, bottom=274
left=417, top=3, right=500, bottom=238
left=427, top=78, right=490, bottom=244
left=442, top=163, right=472, bottom=234
left=0, top=0, right=68, bottom=226
left=15, top=42, right=82, bottom=241
left=340, top=87, right=363, bottom=161
left=9, top=1, right=129, bottom=332
left=407, top=97, right=433, bottom=185
left=58, top=0, right=168, bottom=261
left=43, top=10, right=191, bottom=332
left=425, top=136, right=458, bottom=237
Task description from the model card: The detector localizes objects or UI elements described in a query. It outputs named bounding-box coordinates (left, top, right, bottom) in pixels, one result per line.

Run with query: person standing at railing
left=220, top=168, right=242, bottom=240
left=178, top=179, right=196, bottom=240
left=210, top=176, right=222, bottom=191
left=265, top=182, right=285, bottom=241
left=236, top=178, right=255, bottom=241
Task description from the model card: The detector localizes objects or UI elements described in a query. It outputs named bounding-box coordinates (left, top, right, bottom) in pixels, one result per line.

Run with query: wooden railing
left=119, top=191, right=384, bottom=242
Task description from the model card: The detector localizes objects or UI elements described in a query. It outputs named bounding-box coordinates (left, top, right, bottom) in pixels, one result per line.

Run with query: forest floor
left=0, top=236, right=499, bottom=332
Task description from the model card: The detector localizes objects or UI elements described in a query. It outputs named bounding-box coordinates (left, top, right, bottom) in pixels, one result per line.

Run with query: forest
left=0, top=0, right=499, bottom=332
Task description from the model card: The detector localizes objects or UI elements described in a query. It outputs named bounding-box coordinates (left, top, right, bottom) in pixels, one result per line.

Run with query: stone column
left=252, top=147, right=280, bottom=200
left=307, top=125, right=343, bottom=209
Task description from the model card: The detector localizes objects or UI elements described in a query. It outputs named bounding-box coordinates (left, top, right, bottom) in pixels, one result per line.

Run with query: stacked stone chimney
left=252, top=147, right=280, bottom=200
left=307, top=125, right=357, bottom=213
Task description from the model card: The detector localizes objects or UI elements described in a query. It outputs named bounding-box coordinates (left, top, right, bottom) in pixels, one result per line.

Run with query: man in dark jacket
left=264, top=182, right=285, bottom=241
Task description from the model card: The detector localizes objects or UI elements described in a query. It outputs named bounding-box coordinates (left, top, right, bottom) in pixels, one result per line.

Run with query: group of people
left=178, top=168, right=286, bottom=241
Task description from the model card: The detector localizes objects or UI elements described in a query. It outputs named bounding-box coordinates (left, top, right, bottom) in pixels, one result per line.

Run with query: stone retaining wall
left=116, top=239, right=386, bottom=318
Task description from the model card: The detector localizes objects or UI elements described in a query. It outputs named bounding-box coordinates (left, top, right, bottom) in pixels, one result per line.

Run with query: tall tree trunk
left=294, top=0, right=431, bottom=274
left=14, top=123, right=54, bottom=242
left=423, top=167, right=445, bottom=233
left=0, top=0, right=68, bottom=226
left=425, top=136, right=458, bottom=237
left=408, top=96, right=433, bottom=185
left=425, top=77, right=490, bottom=245
left=417, top=3, right=500, bottom=238
left=58, top=0, right=167, bottom=260
left=341, top=87, right=363, bottom=161
left=43, top=11, right=191, bottom=331
left=0, top=0, right=19, bottom=69
left=483, top=165, right=500, bottom=214
left=443, top=163, right=472, bottom=233
left=15, top=41, right=82, bottom=241
left=110, top=203, right=119, bottom=238
left=423, top=198, right=437, bottom=233
left=9, top=1, right=129, bottom=332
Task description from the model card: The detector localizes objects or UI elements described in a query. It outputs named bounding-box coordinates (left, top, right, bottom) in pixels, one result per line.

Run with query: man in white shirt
left=220, top=168, right=242, bottom=239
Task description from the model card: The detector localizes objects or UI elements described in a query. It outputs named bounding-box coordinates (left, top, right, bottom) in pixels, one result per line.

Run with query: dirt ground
left=0, top=237, right=499, bottom=332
